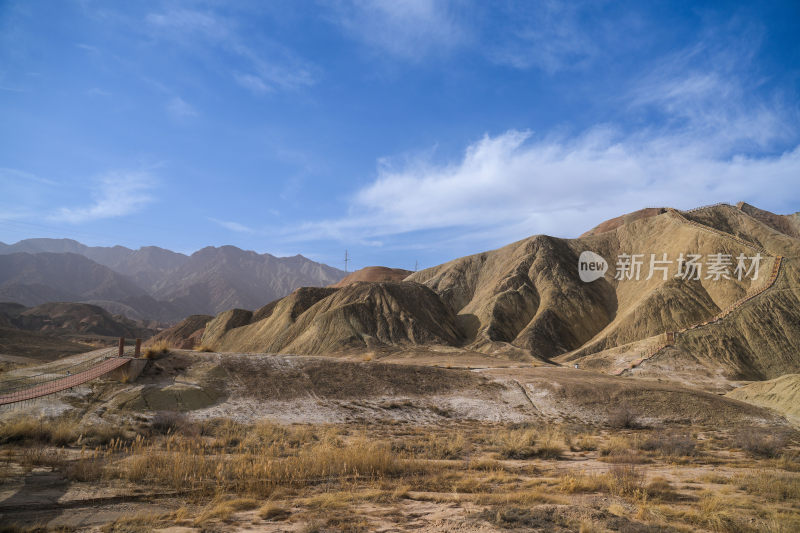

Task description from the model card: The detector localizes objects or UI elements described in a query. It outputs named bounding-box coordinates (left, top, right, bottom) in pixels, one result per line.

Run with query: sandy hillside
left=727, top=374, right=800, bottom=424
left=330, top=266, right=413, bottom=287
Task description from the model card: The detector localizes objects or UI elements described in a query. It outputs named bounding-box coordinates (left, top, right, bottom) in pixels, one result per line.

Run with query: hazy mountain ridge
left=0, top=240, right=346, bottom=320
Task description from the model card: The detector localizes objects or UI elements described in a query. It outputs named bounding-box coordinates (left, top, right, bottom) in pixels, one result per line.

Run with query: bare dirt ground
left=0, top=349, right=797, bottom=532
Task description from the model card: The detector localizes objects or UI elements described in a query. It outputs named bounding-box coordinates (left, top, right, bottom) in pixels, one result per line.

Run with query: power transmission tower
left=344, top=250, right=350, bottom=273
left=414, top=260, right=418, bottom=272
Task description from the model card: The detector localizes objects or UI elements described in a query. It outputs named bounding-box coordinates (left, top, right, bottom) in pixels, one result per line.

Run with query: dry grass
left=559, top=470, right=606, bottom=494
left=193, top=344, right=214, bottom=352
left=733, top=426, right=791, bottom=458
left=735, top=470, right=800, bottom=501
left=110, top=433, right=417, bottom=497
left=259, top=501, right=291, bottom=521
left=195, top=497, right=259, bottom=524
left=100, top=512, right=167, bottom=532
left=2, top=417, right=799, bottom=532
left=143, top=340, right=170, bottom=359
left=639, top=431, right=698, bottom=458
left=605, top=464, right=646, bottom=497
left=559, top=464, right=647, bottom=498
left=0, top=415, right=80, bottom=446
left=496, top=425, right=564, bottom=460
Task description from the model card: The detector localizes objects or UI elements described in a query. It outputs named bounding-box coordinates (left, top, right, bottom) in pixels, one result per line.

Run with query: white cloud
left=166, top=96, right=198, bottom=118
left=329, top=0, right=466, bottom=60
left=209, top=218, right=255, bottom=234
left=283, top=128, right=800, bottom=246
left=49, top=172, right=156, bottom=224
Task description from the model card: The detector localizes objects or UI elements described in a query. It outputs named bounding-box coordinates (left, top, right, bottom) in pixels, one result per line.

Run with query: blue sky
left=1, top=1, right=798, bottom=271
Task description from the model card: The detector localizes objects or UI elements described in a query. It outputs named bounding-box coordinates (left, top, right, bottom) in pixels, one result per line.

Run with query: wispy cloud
left=328, top=0, right=466, bottom=60
left=209, top=217, right=255, bottom=234
left=145, top=9, right=229, bottom=41
left=49, top=171, right=156, bottom=224
left=485, top=1, right=602, bottom=73
left=0, top=167, right=58, bottom=186
left=166, top=96, right=198, bottom=118
left=628, top=25, right=795, bottom=150
left=234, top=73, right=270, bottom=94
left=145, top=8, right=317, bottom=94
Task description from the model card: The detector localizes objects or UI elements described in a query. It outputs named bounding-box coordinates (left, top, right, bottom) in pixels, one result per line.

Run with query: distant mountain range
left=0, top=239, right=345, bottom=321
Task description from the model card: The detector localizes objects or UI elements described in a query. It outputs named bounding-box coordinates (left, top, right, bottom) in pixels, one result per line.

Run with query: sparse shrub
left=397, top=431, right=469, bottom=459
left=0, top=415, right=78, bottom=446
left=735, top=470, right=800, bottom=501
left=0, top=416, right=49, bottom=444
left=20, top=445, right=65, bottom=470
left=194, top=344, right=214, bottom=353
left=480, top=506, right=565, bottom=529
left=733, top=427, right=789, bottom=458
left=559, top=470, right=605, bottom=493
left=607, top=404, right=639, bottom=429
left=498, top=428, right=538, bottom=459
left=568, top=433, right=598, bottom=452
left=604, top=464, right=645, bottom=497
left=151, top=411, right=192, bottom=435
left=497, top=426, right=564, bottom=460
left=80, top=423, right=129, bottom=446
left=640, top=431, right=697, bottom=457
left=645, top=476, right=680, bottom=501
left=259, top=502, right=291, bottom=521
left=66, top=450, right=105, bottom=482
left=195, top=497, right=258, bottom=524
left=598, top=435, right=645, bottom=463
left=536, top=426, right=565, bottom=459
left=100, top=512, right=164, bottom=532
left=143, top=341, right=170, bottom=359
left=685, top=493, right=736, bottom=532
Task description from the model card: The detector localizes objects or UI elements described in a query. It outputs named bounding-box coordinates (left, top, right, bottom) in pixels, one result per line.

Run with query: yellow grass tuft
left=195, top=497, right=258, bottom=524
left=143, top=340, right=170, bottom=359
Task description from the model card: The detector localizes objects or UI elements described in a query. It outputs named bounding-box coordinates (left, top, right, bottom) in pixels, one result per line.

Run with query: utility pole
left=414, top=260, right=418, bottom=272
left=344, top=250, right=350, bottom=273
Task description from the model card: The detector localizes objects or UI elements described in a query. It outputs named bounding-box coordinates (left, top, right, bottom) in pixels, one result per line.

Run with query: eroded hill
left=194, top=203, right=800, bottom=388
